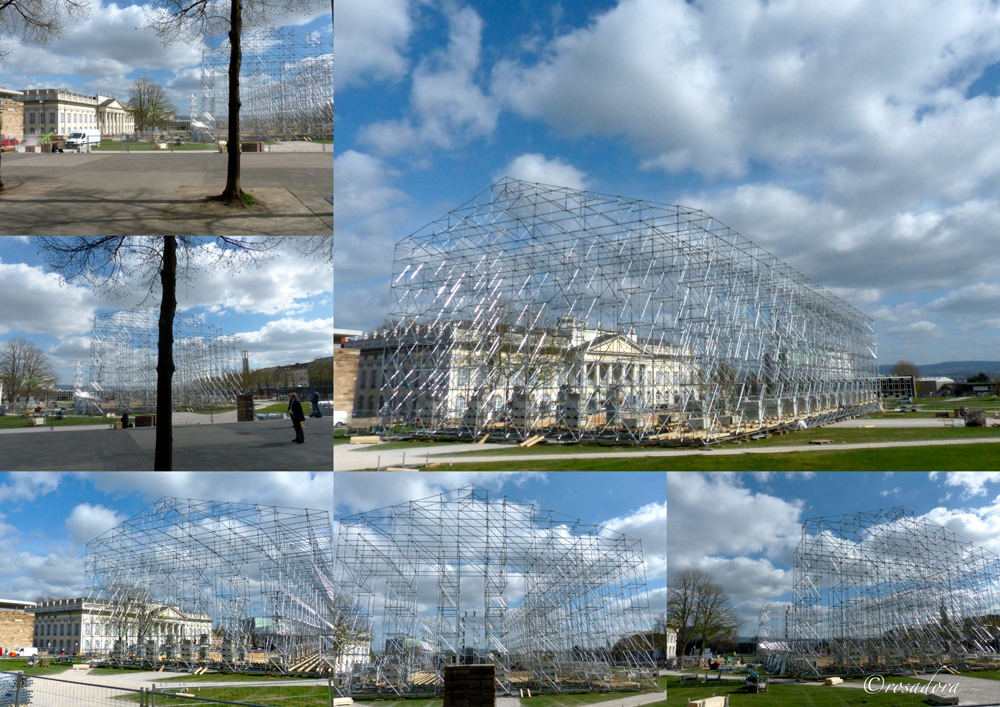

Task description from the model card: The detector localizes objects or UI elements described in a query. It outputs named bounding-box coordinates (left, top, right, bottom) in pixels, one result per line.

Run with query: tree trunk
left=219, top=0, right=243, bottom=203
left=154, top=237, right=178, bottom=470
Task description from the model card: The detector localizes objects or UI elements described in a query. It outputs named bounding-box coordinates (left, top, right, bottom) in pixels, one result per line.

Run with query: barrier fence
left=0, top=672, right=335, bottom=707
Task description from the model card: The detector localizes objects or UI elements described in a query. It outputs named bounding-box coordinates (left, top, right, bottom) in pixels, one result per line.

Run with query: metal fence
left=0, top=672, right=335, bottom=707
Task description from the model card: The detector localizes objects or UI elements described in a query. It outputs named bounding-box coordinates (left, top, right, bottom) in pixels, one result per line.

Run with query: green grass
left=157, top=672, right=312, bottom=683
left=367, top=439, right=471, bottom=452
left=0, top=657, right=75, bottom=676
left=354, top=700, right=442, bottom=707
left=664, top=676, right=930, bottom=707
left=418, top=442, right=1000, bottom=470
left=522, top=690, right=663, bottom=707
left=0, top=414, right=115, bottom=429
left=959, top=669, right=1000, bottom=680
left=187, top=408, right=237, bottom=415
left=116, top=683, right=331, bottom=705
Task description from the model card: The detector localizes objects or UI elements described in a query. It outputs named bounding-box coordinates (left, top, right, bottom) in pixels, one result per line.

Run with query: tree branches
left=126, top=77, right=175, bottom=133
left=668, top=569, right=742, bottom=657
left=0, top=337, right=56, bottom=407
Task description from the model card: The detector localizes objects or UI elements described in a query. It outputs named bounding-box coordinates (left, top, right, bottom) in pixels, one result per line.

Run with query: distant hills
left=878, top=361, right=1000, bottom=381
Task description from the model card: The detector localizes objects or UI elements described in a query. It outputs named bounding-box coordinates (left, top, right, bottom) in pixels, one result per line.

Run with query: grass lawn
left=366, top=439, right=472, bottom=452
left=664, top=676, right=929, bottom=706
left=418, top=442, right=1000, bottom=470
left=959, top=669, right=1000, bottom=680
left=0, top=657, right=75, bottom=676
left=158, top=672, right=314, bottom=683
left=187, top=408, right=237, bottom=415
left=523, top=690, right=663, bottom=707
left=353, top=700, right=442, bottom=707
left=0, top=415, right=114, bottom=429
left=116, top=683, right=331, bottom=705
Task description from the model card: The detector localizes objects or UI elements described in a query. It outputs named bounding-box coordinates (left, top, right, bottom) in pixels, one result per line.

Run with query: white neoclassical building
left=18, top=88, right=135, bottom=138
left=32, top=598, right=211, bottom=656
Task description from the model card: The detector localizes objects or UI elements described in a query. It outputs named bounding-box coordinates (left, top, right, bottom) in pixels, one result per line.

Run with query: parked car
left=64, top=129, right=101, bottom=149
left=897, top=396, right=913, bottom=404
left=333, top=410, right=348, bottom=427
left=10, top=647, right=38, bottom=657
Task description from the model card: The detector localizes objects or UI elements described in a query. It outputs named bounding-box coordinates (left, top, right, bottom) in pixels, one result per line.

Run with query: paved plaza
left=0, top=150, right=332, bottom=235
left=0, top=417, right=334, bottom=470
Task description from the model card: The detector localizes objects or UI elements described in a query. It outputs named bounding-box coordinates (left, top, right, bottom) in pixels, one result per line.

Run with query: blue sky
left=334, top=472, right=667, bottom=642
left=0, top=471, right=333, bottom=601
left=0, top=3, right=332, bottom=113
left=0, top=237, right=334, bottom=386
left=667, top=472, right=1000, bottom=633
left=335, top=0, right=1000, bottom=364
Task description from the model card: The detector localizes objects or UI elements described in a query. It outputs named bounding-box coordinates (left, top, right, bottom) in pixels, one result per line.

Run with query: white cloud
left=359, top=4, right=498, bottom=155
left=495, top=154, right=589, bottom=190
left=923, top=500, right=1000, bottom=555
left=0, top=260, right=100, bottom=336
left=603, top=500, right=666, bottom=580
left=0, top=473, right=63, bottom=503
left=335, top=0, right=412, bottom=88
left=78, top=472, right=333, bottom=515
left=929, top=472, right=1000, bottom=499
left=236, top=317, right=334, bottom=367
left=668, top=473, right=803, bottom=567
left=65, top=503, right=126, bottom=545
left=334, top=472, right=545, bottom=515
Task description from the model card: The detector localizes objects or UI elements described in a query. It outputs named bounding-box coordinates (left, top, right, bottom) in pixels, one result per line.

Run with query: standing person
left=311, top=388, right=321, bottom=418
left=288, top=393, right=305, bottom=443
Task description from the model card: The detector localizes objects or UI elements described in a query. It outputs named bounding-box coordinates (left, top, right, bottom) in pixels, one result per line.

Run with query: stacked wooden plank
left=443, top=665, right=496, bottom=707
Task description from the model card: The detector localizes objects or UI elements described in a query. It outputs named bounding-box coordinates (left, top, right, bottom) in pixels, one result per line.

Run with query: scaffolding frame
left=376, top=177, right=879, bottom=444
left=199, top=28, right=333, bottom=141
left=791, top=506, right=1000, bottom=676
left=87, top=307, right=244, bottom=413
left=85, top=497, right=335, bottom=673
left=334, top=486, right=657, bottom=696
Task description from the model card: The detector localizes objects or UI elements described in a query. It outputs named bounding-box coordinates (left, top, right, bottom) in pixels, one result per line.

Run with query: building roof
left=918, top=377, right=955, bottom=383
left=0, top=598, right=36, bottom=610
left=0, top=88, right=22, bottom=98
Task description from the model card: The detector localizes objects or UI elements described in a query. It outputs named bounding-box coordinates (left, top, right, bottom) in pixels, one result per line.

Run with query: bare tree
left=0, top=0, right=90, bottom=192
left=143, top=0, right=328, bottom=206
left=668, top=569, right=742, bottom=658
left=36, top=236, right=330, bottom=469
left=126, top=76, right=175, bottom=133
left=0, top=337, right=55, bottom=409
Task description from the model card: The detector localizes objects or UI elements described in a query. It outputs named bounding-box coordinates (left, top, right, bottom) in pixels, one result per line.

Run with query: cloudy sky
left=667, top=472, right=1000, bottom=636
left=0, top=237, right=333, bottom=386
left=0, top=471, right=332, bottom=601
left=335, top=0, right=1000, bottom=364
left=0, top=2, right=332, bottom=113
left=335, top=472, right=666, bottom=645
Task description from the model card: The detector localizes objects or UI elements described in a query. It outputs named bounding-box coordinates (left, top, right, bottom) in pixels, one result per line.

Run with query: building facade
left=1, top=89, right=25, bottom=144
left=33, top=598, right=210, bottom=656
left=18, top=89, right=134, bottom=138
left=666, top=628, right=677, bottom=660
left=0, top=599, right=35, bottom=653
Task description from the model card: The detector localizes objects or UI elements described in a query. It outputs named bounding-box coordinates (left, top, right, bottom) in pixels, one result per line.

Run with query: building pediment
left=581, top=334, right=646, bottom=358
left=98, top=98, right=125, bottom=111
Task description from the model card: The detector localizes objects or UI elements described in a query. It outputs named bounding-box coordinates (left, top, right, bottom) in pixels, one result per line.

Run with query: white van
left=11, top=647, right=38, bottom=657
left=333, top=410, right=348, bottom=428
left=64, top=128, right=101, bottom=149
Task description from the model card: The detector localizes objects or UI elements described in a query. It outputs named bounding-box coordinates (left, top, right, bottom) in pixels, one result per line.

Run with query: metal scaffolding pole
left=368, top=177, right=880, bottom=444
left=84, top=497, right=335, bottom=674
left=790, top=506, right=1000, bottom=677
left=333, top=486, right=657, bottom=695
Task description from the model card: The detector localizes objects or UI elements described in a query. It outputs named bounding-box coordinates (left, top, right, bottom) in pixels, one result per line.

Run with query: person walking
left=288, top=393, right=306, bottom=443
left=310, top=388, right=322, bottom=418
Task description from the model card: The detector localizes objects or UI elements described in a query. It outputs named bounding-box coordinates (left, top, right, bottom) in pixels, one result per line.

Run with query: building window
left=50, top=112, right=55, bottom=123
left=40, top=113, right=45, bottom=124
left=61, top=112, right=65, bottom=122
left=84, top=640, right=90, bottom=650
left=84, top=623, right=90, bottom=635
left=29, top=113, right=35, bottom=124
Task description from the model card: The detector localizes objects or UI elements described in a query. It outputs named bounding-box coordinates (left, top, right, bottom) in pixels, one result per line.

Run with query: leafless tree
left=890, top=360, right=920, bottom=379
left=0, top=0, right=91, bottom=192
left=669, top=569, right=741, bottom=658
left=143, top=0, right=329, bottom=206
left=35, top=236, right=329, bottom=470
left=126, top=76, right=175, bottom=133
left=0, top=337, right=56, bottom=409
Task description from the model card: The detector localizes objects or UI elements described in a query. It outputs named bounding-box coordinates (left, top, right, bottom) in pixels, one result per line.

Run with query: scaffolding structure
left=86, top=307, right=244, bottom=413
left=199, top=27, right=333, bottom=141
left=85, top=497, right=335, bottom=673
left=791, top=507, right=1000, bottom=677
left=334, top=486, right=657, bottom=696
left=376, top=177, right=880, bottom=444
